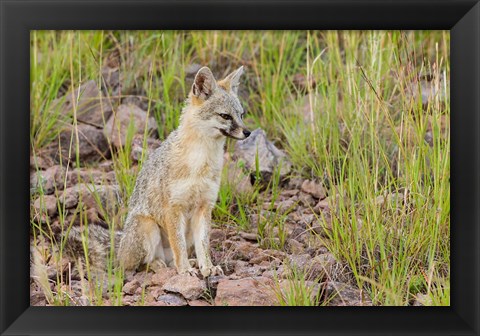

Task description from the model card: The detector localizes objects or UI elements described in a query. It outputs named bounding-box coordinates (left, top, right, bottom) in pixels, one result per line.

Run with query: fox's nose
left=243, top=130, right=251, bottom=138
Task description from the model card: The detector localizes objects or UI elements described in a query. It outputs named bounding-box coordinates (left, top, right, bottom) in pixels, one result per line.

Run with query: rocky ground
left=29, top=74, right=373, bottom=306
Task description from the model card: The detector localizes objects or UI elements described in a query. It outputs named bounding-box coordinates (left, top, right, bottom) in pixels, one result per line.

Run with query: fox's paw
left=150, top=259, right=167, bottom=273
left=178, top=267, right=199, bottom=277
left=200, top=264, right=224, bottom=277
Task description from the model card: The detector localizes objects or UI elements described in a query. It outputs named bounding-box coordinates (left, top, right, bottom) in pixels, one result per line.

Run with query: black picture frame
left=1, top=0, right=478, bottom=335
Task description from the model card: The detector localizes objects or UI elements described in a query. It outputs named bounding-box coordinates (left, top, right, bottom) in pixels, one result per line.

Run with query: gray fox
left=66, top=66, right=250, bottom=277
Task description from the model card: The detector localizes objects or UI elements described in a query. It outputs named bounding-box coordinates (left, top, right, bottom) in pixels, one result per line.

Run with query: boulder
left=53, top=123, right=110, bottom=164
left=233, top=128, right=291, bottom=184
left=52, top=80, right=113, bottom=128
left=104, top=104, right=157, bottom=148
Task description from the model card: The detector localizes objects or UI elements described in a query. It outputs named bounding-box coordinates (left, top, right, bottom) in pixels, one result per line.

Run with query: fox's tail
left=62, top=223, right=123, bottom=273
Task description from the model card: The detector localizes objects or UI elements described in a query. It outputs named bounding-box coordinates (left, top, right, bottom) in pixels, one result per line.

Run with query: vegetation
left=30, top=30, right=449, bottom=306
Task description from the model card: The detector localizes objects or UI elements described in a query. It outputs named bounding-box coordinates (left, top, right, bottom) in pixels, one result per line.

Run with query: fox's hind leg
left=118, top=215, right=163, bottom=271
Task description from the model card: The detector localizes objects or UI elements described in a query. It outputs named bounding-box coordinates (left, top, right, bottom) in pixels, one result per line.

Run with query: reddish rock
left=151, top=267, right=177, bottom=287
left=162, top=274, right=206, bottom=300
left=188, top=299, right=212, bottom=306
left=215, top=277, right=276, bottom=306
left=122, top=279, right=140, bottom=295
left=233, top=241, right=259, bottom=261
left=301, top=180, right=326, bottom=200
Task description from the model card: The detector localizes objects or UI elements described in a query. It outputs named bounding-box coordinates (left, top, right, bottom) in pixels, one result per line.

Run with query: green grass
left=30, top=30, right=449, bottom=306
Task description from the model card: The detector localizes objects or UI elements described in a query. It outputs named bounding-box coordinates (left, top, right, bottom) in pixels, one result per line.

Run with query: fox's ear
left=192, top=67, right=217, bottom=101
left=222, top=66, right=244, bottom=94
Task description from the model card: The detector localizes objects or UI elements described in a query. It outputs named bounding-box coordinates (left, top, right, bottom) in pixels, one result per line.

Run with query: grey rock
left=325, top=281, right=372, bottom=306
left=233, top=128, right=291, bottom=184
left=104, top=104, right=157, bottom=148
left=157, top=293, right=188, bottom=306
left=52, top=80, right=113, bottom=128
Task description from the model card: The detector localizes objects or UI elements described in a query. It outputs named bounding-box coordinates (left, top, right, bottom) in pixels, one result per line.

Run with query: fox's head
left=185, top=66, right=251, bottom=140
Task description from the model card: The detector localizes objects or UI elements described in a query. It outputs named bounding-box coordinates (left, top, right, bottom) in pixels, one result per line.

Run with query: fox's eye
left=219, top=113, right=232, bottom=120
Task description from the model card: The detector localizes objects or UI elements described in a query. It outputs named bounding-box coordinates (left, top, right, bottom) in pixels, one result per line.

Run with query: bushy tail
left=63, top=223, right=123, bottom=274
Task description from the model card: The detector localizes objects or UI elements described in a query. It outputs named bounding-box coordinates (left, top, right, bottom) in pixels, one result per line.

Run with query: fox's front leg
left=165, top=207, right=196, bottom=275
left=192, top=204, right=223, bottom=277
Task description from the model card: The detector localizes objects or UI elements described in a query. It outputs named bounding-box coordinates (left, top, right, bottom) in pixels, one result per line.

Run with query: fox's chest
left=169, top=143, right=223, bottom=206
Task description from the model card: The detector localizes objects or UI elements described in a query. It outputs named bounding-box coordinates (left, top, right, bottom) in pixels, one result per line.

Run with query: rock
left=314, top=198, right=330, bottom=212
left=60, top=184, right=120, bottom=215
left=188, top=299, right=211, bottom=306
left=101, top=50, right=122, bottom=98
left=287, top=177, right=304, bottom=189
left=233, top=241, right=259, bottom=261
left=233, top=264, right=263, bottom=278
left=325, top=282, right=372, bottom=306
left=30, top=291, right=47, bottom=306
left=281, top=189, right=299, bottom=197
left=30, top=165, right=67, bottom=195
left=145, top=286, right=165, bottom=303
left=150, top=267, right=177, bottom=287
left=233, top=128, right=291, bottom=184
left=104, top=104, right=157, bottom=148
left=122, top=279, right=140, bottom=295
left=224, top=161, right=253, bottom=195
left=308, top=253, right=337, bottom=281
left=279, top=280, right=322, bottom=304
left=413, top=293, right=433, bottom=306
left=67, top=168, right=116, bottom=186
left=284, top=252, right=337, bottom=281
left=239, top=232, right=258, bottom=242
left=33, top=195, right=58, bottom=217
left=122, top=295, right=140, bottom=306
left=214, top=277, right=276, bottom=306
left=297, top=191, right=317, bottom=207
left=286, top=238, right=305, bottom=255
left=130, top=134, right=162, bottom=163
left=157, top=293, right=187, bottom=306
left=30, top=153, right=54, bottom=171
left=51, top=80, right=113, bottom=128
left=275, top=199, right=296, bottom=214
left=53, top=123, right=110, bottom=164
left=59, top=188, right=78, bottom=209
left=206, top=275, right=225, bottom=293
left=301, top=180, right=326, bottom=199
left=162, top=275, right=206, bottom=300
left=286, top=254, right=312, bottom=272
